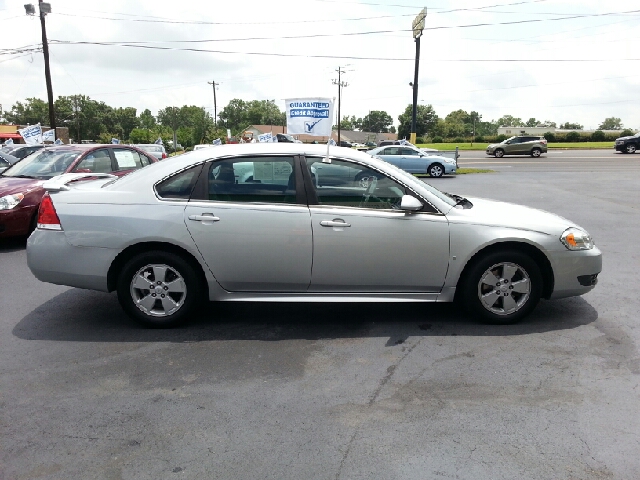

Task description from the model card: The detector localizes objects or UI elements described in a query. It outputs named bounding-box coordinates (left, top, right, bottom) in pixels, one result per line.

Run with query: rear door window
left=114, top=149, right=144, bottom=170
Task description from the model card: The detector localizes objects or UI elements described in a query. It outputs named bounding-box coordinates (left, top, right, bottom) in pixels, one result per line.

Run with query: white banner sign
left=18, top=123, right=43, bottom=145
left=258, top=132, right=273, bottom=143
left=212, top=138, right=222, bottom=145
left=286, top=98, right=334, bottom=137
left=42, top=129, right=55, bottom=142
left=111, top=138, right=120, bottom=144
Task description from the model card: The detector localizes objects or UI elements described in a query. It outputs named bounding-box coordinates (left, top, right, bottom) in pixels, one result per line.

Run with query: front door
left=185, top=155, right=313, bottom=292
left=304, top=157, right=450, bottom=293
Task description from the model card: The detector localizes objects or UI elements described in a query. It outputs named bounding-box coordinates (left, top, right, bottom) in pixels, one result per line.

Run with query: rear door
left=184, top=155, right=313, bottom=292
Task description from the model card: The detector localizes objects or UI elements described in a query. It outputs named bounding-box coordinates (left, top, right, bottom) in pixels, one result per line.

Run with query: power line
left=48, top=40, right=640, bottom=62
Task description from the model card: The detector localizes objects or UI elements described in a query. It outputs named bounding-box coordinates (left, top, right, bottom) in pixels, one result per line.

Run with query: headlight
left=443, top=158, right=456, bottom=164
left=560, top=227, right=594, bottom=250
left=0, top=193, right=25, bottom=210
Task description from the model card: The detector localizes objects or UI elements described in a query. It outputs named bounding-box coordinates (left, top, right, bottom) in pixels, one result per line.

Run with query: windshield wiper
left=6, top=174, right=37, bottom=179
left=444, top=192, right=473, bottom=209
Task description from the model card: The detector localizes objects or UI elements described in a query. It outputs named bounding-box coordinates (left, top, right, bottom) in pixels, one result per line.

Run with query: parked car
left=2, top=144, right=45, bottom=160
left=368, top=144, right=457, bottom=177
left=26, top=143, right=601, bottom=328
left=377, top=140, right=401, bottom=147
left=0, top=151, right=20, bottom=174
left=0, top=144, right=157, bottom=238
left=193, top=144, right=215, bottom=151
left=133, top=143, right=167, bottom=159
left=275, top=133, right=302, bottom=143
left=486, top=136, right=548, bottom=158
left=614, top=132, right=640, bottom=154
left=339, top=140, right=353, bottom=148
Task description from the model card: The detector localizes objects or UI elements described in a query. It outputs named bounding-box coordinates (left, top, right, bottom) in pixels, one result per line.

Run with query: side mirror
left=400, top=195, right=423, bottom=212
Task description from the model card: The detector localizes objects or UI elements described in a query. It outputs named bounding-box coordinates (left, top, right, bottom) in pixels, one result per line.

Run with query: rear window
left=155, top=165, right=202, bottom=200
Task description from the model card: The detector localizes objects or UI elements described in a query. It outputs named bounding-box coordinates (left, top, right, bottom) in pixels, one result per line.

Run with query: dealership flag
left=212, top=138, right=222, bottom=145
left=18, top=123, right=43, bottom=145
left=54, top=138, right=63, bottom=145
left=286, top=98, right=334, bottom=137
left=4, top=138, right=13, bottom=145
left=111, top=138, right=120, bottom=144
left=42, top=129, right=55, bottom=142
left=154, top=137, right=163, bottom=145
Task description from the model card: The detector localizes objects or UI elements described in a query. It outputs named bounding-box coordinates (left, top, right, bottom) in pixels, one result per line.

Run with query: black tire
left=494, top=149, right=504, bottom=158
left=531, top=148, right=541, bottom=158
left=116, top=250, right=202, bottom=328
left=428, top=163, right=444, bottom=178
left=626, top=144, right=637, bottom=154
left=460, top=249, right=542, bottom=324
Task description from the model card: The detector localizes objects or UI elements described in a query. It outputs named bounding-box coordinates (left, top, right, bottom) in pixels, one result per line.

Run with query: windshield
left=2, top=149, right=81, bottom=179
left=140, top=145, right=162, bottom=152
left=503, top=136, right=516, bottom=143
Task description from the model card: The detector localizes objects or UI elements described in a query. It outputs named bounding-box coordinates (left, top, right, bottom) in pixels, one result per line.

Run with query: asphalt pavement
left=1, top=149, right=639, bottom=480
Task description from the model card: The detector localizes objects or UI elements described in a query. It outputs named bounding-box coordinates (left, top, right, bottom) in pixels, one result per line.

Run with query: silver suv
left=486, top=136, right=548, bottom=158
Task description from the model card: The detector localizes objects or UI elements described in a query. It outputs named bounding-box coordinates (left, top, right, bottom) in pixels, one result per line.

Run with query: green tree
left=397, top=104, right=439, bottom=139
left=113, top=107, right=139, bottom=140
left=361, top=110, right=393, bottom=133
left=128, top=128, right=156, bottom=144
left=54, top=95, right=110, bottom=142
left=180, top=105, right=215, bottom=146
left=598, top=117, right=623, bottom=130
left=6, top=98, right=50, bottom=126
left=495, top=115, right=523, bottom=127
left=139, top=109, right=156, bottom=130
left=217, top=99, right=248, bottom=134
left=525, top=117, right=539, bottom=127
left=157, top=106, right=185, bottom=151
left=559, top=122, right=583, bottom=130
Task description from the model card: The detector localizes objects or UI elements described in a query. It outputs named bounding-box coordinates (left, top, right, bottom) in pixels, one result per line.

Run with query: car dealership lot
left=1, top=150, right=639, bottom=479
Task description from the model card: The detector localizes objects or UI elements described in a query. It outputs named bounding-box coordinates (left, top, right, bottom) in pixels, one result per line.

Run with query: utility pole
left=25, top=1, right=55, bottom=139
left=208, top=80, right=219, bottom=126
left=410, top=7, right=427, bottom=145
left=332, top=67, right=349, bottom=144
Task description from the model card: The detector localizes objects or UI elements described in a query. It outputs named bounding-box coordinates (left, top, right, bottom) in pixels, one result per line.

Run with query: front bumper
left=615, top=144, right=626, bottom=152
left=549, top=246, right=602, bottom=299
left=27, top=228, right=118, bottom=292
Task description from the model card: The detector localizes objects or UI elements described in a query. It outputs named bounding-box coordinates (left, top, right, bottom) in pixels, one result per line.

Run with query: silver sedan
left=368, top=144, right=457, bottom=177
left=27, top=143, right=601, bottom=328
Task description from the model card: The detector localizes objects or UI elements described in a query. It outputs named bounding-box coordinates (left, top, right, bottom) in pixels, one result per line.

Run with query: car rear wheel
left=494, top=149, right=504, bottom=158
left=626, top=144, right=637, bottom=154
left=428, top=163, right=444, bottom=177
left=460, top=250, right=542, bottom=324
left=531, top=148, right=542, bottom=157
left=117, top=250, right=201, bottom=328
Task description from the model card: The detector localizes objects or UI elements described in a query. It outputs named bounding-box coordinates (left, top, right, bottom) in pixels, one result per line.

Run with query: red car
left=0, top=144, right=157, bottom=238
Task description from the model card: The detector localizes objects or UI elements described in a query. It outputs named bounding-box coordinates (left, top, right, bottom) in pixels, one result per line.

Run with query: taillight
left=37, top=194, right=63, bottom=230
left=541, top=139, right=547, bottom=144
left=162, top=152, right=167, bottom=159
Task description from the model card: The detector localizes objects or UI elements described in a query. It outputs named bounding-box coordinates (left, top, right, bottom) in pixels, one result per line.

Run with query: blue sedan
left=368, top=145, right=457, bottom=177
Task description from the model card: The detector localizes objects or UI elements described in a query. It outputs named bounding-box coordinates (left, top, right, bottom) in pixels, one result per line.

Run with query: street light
left=410, top=7, right=427, bottom=145
left=25, top=1, right=56, bottom=139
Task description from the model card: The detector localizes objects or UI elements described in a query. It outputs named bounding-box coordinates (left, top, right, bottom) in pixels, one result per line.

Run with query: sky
left=0, top=0, right=639, bottom=130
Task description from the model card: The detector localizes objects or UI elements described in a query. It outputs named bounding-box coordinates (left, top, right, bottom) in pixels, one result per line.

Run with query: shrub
left=415, top=136, right=425, bottom=144
left=620, top=129, right=634, bottom=137
left=474, top=135, right=484, bottom=143
left=452, top=137, right=465, bottom=143
left=543, top=132, right=556, bottom=142
left=495, top=134, right=507, bottom=142
left=432, top=136, right=443, bottom=143
left=565, top=131, right=581, bottom=142
left=590, top=130, right=606, bottom=142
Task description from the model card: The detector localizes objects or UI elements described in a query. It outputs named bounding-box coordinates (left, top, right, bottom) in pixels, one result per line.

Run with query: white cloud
left=0, top=0, right=639, bottom=129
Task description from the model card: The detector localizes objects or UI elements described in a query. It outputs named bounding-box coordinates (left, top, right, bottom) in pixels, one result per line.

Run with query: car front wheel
left=117, top=250, right=202, bottom=328
left=461, top=250, right=542, bottom=324
left=494, top=149, right=504, bottom=158
left=626, top=144, right=637, bottom=154
left=428, top=163, right=444, bottom=177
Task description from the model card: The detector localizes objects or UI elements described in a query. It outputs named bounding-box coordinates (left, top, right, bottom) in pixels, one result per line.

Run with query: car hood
left=0, top=176, right=43, bottom=197
left=452, top=196, right=579, bottom=235
left=486, top=143, right=503, bottom=148
left=616, top=136, right=636, bottom=141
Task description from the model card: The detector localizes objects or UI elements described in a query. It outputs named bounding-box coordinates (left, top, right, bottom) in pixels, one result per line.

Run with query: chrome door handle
left=320, top=220, right=351, bottom=228
left=189, top=214, right=220, bottom=222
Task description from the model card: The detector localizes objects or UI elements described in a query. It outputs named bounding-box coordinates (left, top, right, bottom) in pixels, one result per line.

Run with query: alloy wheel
left=477, top=262, right=531, bottom=316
